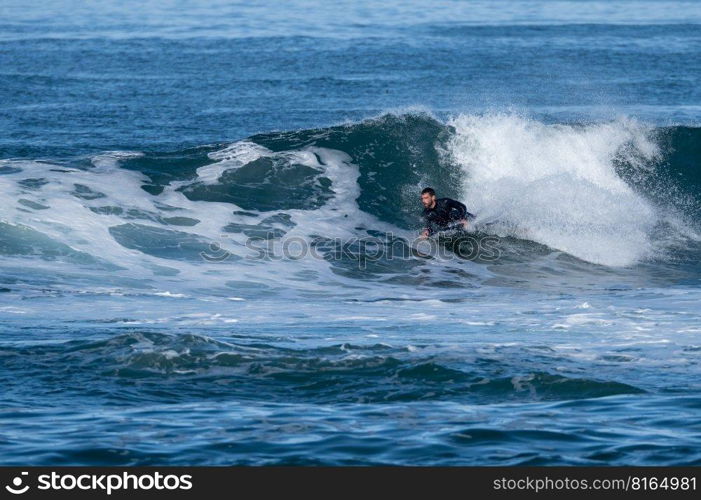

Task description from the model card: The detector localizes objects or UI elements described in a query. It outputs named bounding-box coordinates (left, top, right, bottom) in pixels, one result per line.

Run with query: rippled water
left=1, top=0, right=700, bottom=465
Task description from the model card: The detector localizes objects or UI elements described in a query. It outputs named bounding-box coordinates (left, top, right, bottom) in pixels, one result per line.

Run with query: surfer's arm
left=445, top=198, right=474, bottom=228
left=420, top=218, right=435, bottom=238
left=446, top=198, right=468, bottom=219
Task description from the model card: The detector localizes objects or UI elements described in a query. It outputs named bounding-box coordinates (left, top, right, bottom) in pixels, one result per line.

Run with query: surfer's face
left=421, top=192, right=435, bottom=208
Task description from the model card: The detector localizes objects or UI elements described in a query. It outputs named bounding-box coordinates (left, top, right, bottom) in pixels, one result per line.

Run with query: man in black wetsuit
left=419, top=187, right=474, bottom=238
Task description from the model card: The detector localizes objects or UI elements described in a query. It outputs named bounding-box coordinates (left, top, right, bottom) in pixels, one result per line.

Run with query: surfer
left=419, top=187, right=474, bottom=238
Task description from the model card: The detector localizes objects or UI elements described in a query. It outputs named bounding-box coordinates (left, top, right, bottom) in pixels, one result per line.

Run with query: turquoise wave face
left=117, top=113, right=701, bottom=229
left=1, top=112, right=701, bottom=295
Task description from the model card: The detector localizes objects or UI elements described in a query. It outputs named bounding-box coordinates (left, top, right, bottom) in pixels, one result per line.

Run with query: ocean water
left=1, top=0, right=701, bottom=465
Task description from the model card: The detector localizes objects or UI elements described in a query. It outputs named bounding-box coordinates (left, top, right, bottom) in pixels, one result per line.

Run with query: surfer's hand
left=459, top=219, right=468, bottom=229
left=420, top=229, right=430, bottom=239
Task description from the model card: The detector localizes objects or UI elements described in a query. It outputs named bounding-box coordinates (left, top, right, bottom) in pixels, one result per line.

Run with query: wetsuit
left=422, top=197, right=474, bottom=235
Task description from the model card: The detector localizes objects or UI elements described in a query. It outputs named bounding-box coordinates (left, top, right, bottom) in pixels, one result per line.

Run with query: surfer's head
left=421, top=187, right=436, bottom=208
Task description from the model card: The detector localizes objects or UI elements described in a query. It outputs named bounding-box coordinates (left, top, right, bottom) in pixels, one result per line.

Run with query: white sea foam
left=0, top=142, right=395, bottom=296
left=197, top=141, right=271, bottom=184
left=447, top=114, right=665, bottom=266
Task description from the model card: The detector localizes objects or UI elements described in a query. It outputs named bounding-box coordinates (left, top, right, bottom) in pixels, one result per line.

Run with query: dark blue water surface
left=1, top=0, right=700, bottom=465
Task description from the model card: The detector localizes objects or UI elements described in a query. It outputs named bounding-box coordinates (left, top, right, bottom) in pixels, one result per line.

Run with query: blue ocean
left=1, top=0, right=700, bottom=465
